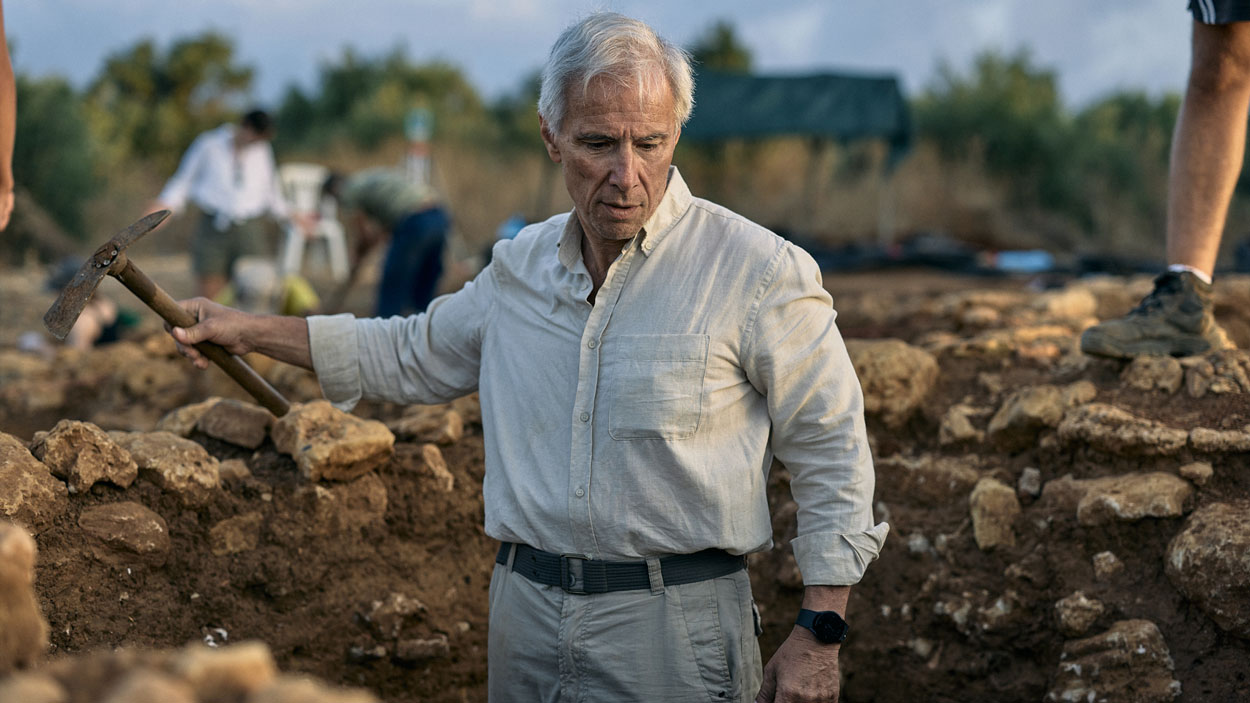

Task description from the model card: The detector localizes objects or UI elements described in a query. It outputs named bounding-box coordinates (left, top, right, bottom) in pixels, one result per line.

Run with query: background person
left=151, top=109, right=310, bottom=300
left=324, top=167, right=450, bottom=317
left=1081, top=3, right=1249, bottom=358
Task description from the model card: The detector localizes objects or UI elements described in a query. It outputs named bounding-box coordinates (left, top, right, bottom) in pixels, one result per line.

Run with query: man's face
left=541, top=73, right=679, bottom=244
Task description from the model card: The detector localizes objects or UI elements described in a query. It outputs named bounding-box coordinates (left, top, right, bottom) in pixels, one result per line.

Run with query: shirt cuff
left=307, top=313, right=362, bottom=411
left=791, top=522, right=890, bottom=586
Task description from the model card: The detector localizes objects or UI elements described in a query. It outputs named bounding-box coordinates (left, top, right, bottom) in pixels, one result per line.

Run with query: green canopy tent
left=683, top=70, right=913, bottom=243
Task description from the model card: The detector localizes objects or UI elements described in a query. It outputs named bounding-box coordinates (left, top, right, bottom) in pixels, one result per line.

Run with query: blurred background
left=4, top=0, right=1242, bottom=289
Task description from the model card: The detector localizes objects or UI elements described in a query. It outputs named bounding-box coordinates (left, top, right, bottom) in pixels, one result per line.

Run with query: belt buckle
left=560, top=553, right=589, bottom=595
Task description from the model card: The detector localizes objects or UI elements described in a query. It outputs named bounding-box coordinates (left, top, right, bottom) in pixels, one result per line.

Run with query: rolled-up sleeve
left=743, top=242, right=889, bottom=585
left=307, top=266, right=496, bottom=410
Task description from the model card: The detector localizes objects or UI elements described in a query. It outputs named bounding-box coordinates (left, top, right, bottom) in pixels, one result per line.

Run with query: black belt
left=496, top=542, right=746, bottom=595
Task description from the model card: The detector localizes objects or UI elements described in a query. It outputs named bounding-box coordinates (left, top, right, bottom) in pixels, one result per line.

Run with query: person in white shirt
left=165, top=13, right=886, bottom=703
left=153, top=109, right=306, bottom=299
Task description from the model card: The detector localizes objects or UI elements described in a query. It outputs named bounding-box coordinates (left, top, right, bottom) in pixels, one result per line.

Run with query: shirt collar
left=556, top=165, right=693, bottom=271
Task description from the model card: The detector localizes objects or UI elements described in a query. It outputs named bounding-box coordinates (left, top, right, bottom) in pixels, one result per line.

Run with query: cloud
left=751, top=2, right=833, bottom=66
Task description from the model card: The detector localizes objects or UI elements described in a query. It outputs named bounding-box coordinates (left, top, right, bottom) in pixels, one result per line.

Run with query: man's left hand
left=755, top=627, right=840, bottom=703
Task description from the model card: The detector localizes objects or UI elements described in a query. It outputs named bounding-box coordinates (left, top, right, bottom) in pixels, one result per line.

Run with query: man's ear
left=539, top=117, right=562, bottom=164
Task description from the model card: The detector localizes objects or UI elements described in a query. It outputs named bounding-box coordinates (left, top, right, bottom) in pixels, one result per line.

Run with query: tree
left=913, top=49, right=1081, bottom=219
left=276, top=48, right=488, bottom=153
left=13, top=75, right=97, bottom=237
left=85, top=32, right=254, bottom=172
left=690, top=20, right=753, bottom=74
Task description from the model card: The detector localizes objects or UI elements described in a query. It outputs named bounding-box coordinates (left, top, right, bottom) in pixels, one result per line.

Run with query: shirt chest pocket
left=605, top=334, right=709, bottom=441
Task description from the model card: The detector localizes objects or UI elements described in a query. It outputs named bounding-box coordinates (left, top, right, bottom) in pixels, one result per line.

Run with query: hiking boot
left=1080, top=271, right=1233, bottom=358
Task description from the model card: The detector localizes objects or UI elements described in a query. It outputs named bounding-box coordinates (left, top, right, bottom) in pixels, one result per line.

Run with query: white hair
left=538, top=12, right=694, bottom=135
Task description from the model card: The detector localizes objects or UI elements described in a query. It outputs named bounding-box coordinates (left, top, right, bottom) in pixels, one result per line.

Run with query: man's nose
left=608, top=147, right=640, bottom=190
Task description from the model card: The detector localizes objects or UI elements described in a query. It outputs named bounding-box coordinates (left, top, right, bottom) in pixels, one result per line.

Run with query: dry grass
left=71, top=133, right=1249, bottom=271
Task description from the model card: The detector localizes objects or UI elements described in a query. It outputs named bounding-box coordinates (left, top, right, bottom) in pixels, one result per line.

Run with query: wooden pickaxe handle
left=111, top=256, right=291, bottom=417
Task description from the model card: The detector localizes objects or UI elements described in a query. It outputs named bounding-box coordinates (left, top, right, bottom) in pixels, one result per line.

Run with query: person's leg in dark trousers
left=375, top=206, right=450, bottom=317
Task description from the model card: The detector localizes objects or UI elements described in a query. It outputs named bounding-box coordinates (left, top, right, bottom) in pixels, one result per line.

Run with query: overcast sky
left=7, top=0, right=1194, bottom=110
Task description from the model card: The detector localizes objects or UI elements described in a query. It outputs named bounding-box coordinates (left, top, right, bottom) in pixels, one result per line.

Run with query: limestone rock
left=1121, top=356, right=1184, bottom=394
left=173, top=641, right=278, bottom=700
left=876, top=454, right=981, bottom=507
left=1017, top=467, right=1042, bottom=500
left=218, top=459, right=252, bottom=483
left=0, top=523, right=49, bottom=674
left=1035, top=287, right=1097, bottom=321
left=271, top=401, right=394, bottom=482
left=0, top=434, right=68, bottom=534
left=938, top=404, right=984, bottom=445
left=77, top=502, right=171, bottom=567
left=0, top=673, right=66, bottom=703
left=114, top=432, right=220, bottom=507
left=196, top=399, right=273, bottom=449
left=1045, top=620, right=1180, bottom=703
left=0, top=377, right=68, bottom=415
left=210, top=512, right=264, bottom=556
left=1076, top=472, right=1193, bottom=526
left=387, top=406, right=464, bottom=445
left=395, top=635, right=450, bottom=662
left=0, top=350, right=51, bottom=381
left=969, top=477, right=1019, bottom=550
left=844, top=339, right=939, bottom=428
left=1183, top=350, right=1250, bottom=397
left=987, top=385, right=1064, bottom=448
left=1189, top=427, right=1250, bottom=453
left=1178, top=461, right=1214, bottom=486
left=1057, top=404, right=1188, bottom=455
left=1055, top=591, right=1105, bottom=636
left=1166, top=501, right=1250, bottom=638
left=30, top=420, right=137, bottom=494
left=419, top=444, right=455, bottom=493
left=100, top=671, right=195, bottom=703
left=1092, top=551, right=1125, bottom=581
left=366, top=593, right=428, bottom=640
left=1061, top=380, right=1097, bottom=406
left=249, top=676, right=380, bottom=703
left=450, top=393, right=482, bottom=425
left=155, top=398, right=223, bottom=437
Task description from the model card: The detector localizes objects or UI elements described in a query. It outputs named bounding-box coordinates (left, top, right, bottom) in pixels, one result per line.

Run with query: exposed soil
left=2, top=263, right=1249, bottom=702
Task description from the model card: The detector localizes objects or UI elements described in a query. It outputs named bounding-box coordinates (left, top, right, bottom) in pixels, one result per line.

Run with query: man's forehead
left=565, top=73, right=675, bottom=125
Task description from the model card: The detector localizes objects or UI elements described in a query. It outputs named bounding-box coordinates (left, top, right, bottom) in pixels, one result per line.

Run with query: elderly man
left=169, top=13, right=887, bottom=703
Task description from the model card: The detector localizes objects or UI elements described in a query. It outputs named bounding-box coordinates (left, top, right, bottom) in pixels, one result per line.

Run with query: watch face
left=813, top=612, right=849, bottom=643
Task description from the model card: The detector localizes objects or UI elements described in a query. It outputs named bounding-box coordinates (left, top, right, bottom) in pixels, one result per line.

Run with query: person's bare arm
left=0, top=0, right=17, bottom=230
left=169, top=297, right=313, bottom=370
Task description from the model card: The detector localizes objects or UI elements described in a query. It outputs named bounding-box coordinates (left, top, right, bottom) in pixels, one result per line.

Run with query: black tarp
left=683, top=70, right=912, bottom=167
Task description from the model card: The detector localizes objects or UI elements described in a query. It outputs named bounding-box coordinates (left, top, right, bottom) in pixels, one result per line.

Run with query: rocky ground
left=1, top=266, right=1249, bottom=702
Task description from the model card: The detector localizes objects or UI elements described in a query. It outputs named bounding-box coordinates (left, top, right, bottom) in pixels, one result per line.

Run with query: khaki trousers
left=487, top=549, right=764, bottom=703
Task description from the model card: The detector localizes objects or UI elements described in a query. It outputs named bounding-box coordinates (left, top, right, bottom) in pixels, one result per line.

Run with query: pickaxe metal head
left=43, top=210, right=170, bottom=340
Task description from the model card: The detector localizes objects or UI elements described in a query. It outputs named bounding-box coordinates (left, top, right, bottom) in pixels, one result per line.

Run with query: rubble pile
left=0, top=274, right=1247, bottom=702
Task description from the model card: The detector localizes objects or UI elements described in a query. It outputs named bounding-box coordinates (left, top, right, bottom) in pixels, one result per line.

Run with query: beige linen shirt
left=308, top=167, right=888, bottom=585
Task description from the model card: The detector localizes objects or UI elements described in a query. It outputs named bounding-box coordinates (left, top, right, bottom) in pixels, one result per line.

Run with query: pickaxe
left=43, top=210, right=291, bottom=416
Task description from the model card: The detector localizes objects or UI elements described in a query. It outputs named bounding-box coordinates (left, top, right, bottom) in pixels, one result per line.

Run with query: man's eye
left=585, top=141, right=610, bottom=150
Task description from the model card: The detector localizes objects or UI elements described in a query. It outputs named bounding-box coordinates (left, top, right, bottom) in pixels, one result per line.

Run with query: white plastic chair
left=278, top=162, right=349, bottom=281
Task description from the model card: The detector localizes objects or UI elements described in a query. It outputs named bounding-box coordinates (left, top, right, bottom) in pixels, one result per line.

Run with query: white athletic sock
left=1167, top=264, right=1212, bottom=285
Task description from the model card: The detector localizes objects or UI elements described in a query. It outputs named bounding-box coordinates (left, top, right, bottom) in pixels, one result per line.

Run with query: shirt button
left=575, top=487, right=585, bottom=497
left=587, top=339, right=597, bottom=349
left=580, top=412, right=590, bottom=422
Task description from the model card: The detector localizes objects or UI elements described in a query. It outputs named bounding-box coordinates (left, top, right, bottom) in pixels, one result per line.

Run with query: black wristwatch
left=795, top=608, right=849, bottom=644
